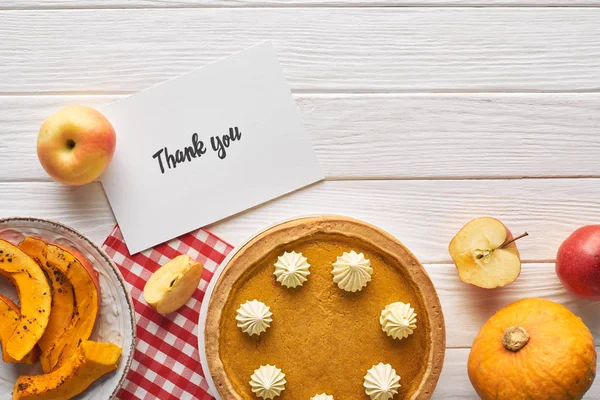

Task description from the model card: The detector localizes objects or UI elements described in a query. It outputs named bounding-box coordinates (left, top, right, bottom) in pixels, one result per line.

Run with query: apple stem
left=499, top=232, right=529, bottom=249
left=475, top=231, right=529, bottom=260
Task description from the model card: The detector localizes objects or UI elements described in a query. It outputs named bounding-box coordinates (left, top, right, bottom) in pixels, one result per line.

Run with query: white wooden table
left=1, top=1, right=600, bottom=398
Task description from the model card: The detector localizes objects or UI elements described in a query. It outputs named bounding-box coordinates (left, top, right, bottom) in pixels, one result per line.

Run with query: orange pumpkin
left=468, top=298, right=596, bottom=400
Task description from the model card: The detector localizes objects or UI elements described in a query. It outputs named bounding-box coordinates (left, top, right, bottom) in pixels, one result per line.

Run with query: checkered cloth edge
left=102, top=225, right=233, bottom=400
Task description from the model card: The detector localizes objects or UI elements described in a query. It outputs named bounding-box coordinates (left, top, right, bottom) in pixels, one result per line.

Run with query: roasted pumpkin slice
left=18, top=237, right=76, bottom=352
left=0, top=294, right=39, bottom=364
left=13, top=340, right=122, bottom=400
left=56, top=244, right=100, bottom=292
left=40, top=245, right=100, bottom=373
left=0, top=239, right=51, bottom=361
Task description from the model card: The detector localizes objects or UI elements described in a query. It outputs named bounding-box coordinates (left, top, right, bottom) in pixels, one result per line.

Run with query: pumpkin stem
left=502, top=326, right=530, bottom=352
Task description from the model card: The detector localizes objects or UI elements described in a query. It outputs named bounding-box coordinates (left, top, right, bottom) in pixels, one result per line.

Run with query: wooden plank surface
left=3, top=93, right=600, bottom=181
left=1, top=182, right=599, bottom=348
left=208, top=178, right=600, bottom=263
left=431, top=263, right=600, bottom=347
left=0, top=182, right=116, bottom=245
left=2, top=1, right=600, bottom=397
left=2, top=179, right=598, bottom=263
left=1, top=8, right=600, bottom=93
left=3, top=0, right=600, bottom=7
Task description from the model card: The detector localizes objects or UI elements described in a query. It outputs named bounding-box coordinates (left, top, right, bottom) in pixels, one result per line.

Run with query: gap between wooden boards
left=2, top=3, right=600, bottom=11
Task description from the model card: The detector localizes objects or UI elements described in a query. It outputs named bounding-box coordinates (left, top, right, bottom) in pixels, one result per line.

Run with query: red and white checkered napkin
left=102, top=225, right=234, bottom=400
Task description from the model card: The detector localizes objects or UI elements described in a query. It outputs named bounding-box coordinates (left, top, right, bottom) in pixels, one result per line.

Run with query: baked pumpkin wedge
left=0, top=239, right=51, bottom=361
left=40, top=245, right=100, bottom=373
left=13, top=340, right=122, bottom=400
left=18, top=237, right=76, bottom=353
left=0, top=294, right=39, bottom=364
left=55, top=244, right=100, bottom=296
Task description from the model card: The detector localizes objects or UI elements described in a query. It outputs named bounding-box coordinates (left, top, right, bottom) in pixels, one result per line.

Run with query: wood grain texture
left=1, top=8, right=600, bottom=93
left=436, top=348, right=600, bottom=399
left=3, top=2, right=600, bottom=398
left=3, top=0, right=600, bottom=8
left=430, top=263, right=600, bottom=347
left=3, top=93, right=600, bottom=181
left=0, top=182, right=116, bottom=245
left=302, top=93, right=600, bottom=179
left=207, top=178, right=600, bottom=263
left=435, top=349, right=480, bottom=399
left=2, top=179, right=599, bottom=263
left=0, top=182, right=599, bottom=348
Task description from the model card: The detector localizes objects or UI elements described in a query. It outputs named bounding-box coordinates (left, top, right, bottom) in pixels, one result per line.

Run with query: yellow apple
left=37, top=105, right=116, bottom=186
left=143, top=254, right=204, bottom=315
left=449, top=217, right=527, bottom=289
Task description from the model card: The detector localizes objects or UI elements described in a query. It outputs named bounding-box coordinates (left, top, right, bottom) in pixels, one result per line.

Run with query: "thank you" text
left=152, top=127, right=242, bottom=174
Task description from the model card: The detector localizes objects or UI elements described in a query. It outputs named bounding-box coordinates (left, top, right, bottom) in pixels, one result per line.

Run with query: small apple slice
left=143, top=254, right=203, bottom=315
left=449, top=217, right=527, bottom=289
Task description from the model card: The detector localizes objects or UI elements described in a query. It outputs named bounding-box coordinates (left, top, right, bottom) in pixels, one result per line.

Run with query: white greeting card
left=100, top=42, right=324, bottom=254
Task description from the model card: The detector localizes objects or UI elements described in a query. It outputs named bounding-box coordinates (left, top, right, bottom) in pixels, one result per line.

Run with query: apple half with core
left=37, top=105, right=116, bottom=186
left=449, top=217, right=528, bottom=289
left=143, top=254, right=204, bottom=315
left=556, top=225, right=600, bottom=300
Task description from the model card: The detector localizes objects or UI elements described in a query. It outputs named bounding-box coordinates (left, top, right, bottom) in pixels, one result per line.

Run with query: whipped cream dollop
left=311, top=394, right=334, bottom=400
left=380, top=302, right=417, bottom=340
left=236, top=299, right=273, bottom=336
left=273, top=251, right=311, bottom=288
left=249, top=364, right=286, bottom=399
left=363, top=363, right=401, bottom=400
left=331, top=250, right=373, bottom=292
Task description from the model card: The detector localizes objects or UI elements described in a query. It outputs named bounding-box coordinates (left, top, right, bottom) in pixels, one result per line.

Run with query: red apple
left=37, top=105, right=116, bottom=186
left=556, top=225, right=600, bottom=300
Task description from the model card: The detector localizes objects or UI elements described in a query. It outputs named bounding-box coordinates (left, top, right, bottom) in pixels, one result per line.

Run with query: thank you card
left=100, top=43, right=324, bottom=254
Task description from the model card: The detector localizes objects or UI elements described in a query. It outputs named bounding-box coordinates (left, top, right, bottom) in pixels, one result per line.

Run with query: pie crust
left=205, top=216, right=445, bottom=399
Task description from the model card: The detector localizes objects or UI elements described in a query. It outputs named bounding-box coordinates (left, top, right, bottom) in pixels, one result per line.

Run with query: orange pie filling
left=218, top=235, right=432, bottom=399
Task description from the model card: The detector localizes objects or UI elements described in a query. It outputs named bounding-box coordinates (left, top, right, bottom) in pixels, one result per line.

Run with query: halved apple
left=449, top=217, right=527, bottom=289
left=143, top=254, right=203, bottom=315
left=0, top=294, right=39, bottom=364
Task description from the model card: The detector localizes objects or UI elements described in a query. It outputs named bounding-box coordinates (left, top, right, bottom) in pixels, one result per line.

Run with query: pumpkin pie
left=205, top=216, right=445, bottom=399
